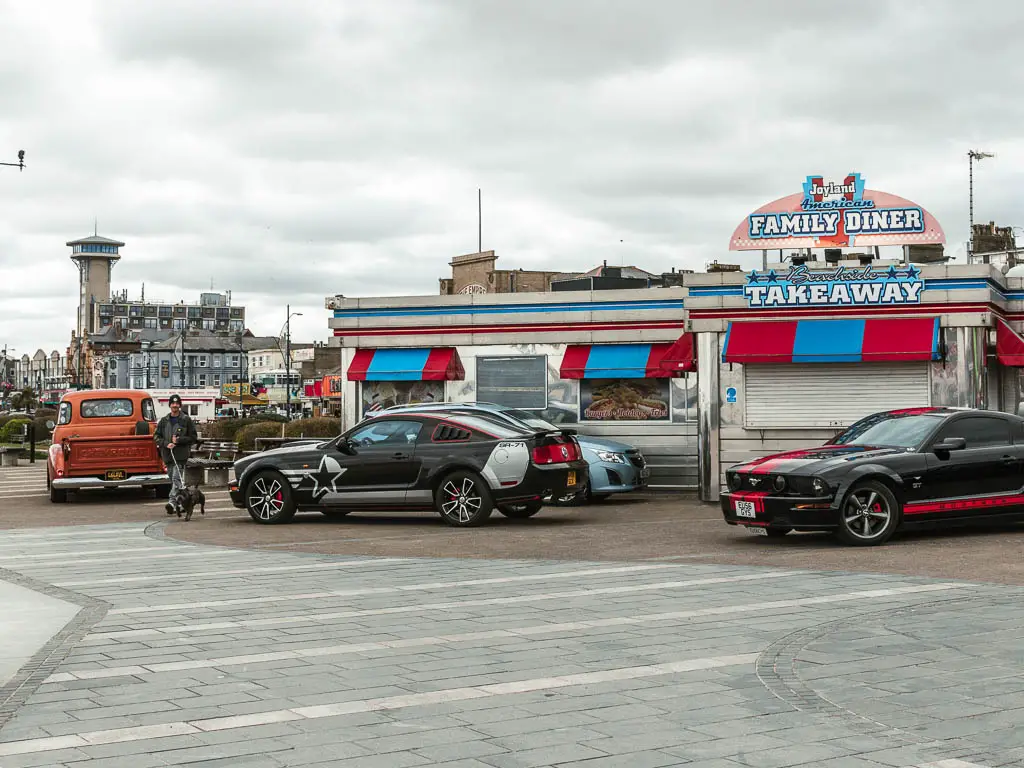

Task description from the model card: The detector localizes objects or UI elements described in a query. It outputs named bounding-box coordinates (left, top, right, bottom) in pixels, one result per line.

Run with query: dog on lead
left=176, top=486, right=206, bottom=522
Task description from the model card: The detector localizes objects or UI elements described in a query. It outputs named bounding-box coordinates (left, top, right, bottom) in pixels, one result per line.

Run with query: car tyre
left=499, top=500, right=543, bottom=518
left=48, top=473, right=67, bottom=504
left=436, top=470, right=493, bottom=527
left=835, top=480, right=900, bottom=547
left=245, top=470, right=297, bottom=525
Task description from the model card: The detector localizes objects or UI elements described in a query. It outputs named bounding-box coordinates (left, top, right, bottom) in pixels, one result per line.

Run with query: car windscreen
left=446, top=414, right=532, bottom=439
left=828, top=413, right=945, bottom=449
left=500, top=408, right=559, bottom=431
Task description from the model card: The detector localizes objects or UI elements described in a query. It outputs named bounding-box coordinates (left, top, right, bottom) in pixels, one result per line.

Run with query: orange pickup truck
left=47, top=389, right=171, bottom=503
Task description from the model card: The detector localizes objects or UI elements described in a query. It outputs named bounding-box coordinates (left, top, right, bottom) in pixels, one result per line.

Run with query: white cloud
left=1, top=0, right=1023, bottom=355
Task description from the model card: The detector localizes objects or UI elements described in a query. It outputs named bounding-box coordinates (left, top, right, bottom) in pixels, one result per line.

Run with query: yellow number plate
left=105, top=469, right=126, bottom=481
left=566, top=471, right=577, bottom=487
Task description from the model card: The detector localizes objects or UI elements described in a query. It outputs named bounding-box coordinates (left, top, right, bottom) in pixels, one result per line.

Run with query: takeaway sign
left=729, top=173, right=945, bottom=251
left=744, top=263, right=924, bottom=308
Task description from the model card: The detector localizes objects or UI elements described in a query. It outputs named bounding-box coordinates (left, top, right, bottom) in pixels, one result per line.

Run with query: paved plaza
left=1, top=465, right=1023, bottom=767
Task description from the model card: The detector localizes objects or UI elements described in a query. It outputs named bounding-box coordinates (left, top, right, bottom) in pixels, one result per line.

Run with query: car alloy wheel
left=246, top=471, right=296, bottom=525
left=836, top=480, right=899, bottom=546
left=436, top=471, right=493, bottom=527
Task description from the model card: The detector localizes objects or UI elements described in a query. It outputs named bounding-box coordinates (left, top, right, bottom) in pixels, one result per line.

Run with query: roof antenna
left=94, top=217, right=98, bottom=236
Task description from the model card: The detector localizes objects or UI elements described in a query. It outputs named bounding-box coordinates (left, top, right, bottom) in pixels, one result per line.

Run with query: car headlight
left=727, top=473, right=741, bottom=491
left=595, top=450, right=627, bottom=464
left=811, top=477, right=828, bottom=496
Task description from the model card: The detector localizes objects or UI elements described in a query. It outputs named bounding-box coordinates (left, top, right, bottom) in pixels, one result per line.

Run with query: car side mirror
left=45, top=420, right=55, bottom=430
left=933, top=437, right=966, bottom=453
left=338, top=439, right=356, bottom=455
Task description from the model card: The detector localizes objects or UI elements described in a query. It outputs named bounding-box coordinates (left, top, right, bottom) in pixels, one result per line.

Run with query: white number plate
left=746, top=526, right=768, bottom=536
left=640, top=467, right=650, bottom=479
left=734, top=500, right=757, bottom=518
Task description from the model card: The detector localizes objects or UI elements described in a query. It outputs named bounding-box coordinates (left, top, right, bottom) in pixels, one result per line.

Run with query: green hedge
left=0, top=418, right=32, bottom=443
left=204, top=413, right=289, bottom=442
left=235, top=422, right=285, bottom=451
left=283, top=418, right=341, bottom=439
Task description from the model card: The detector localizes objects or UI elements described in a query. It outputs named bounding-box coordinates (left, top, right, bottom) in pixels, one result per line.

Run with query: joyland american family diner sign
left=729, top=173, right=945, bottom=251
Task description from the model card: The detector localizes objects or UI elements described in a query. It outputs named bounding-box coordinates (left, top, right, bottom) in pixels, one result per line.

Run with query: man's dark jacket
left=154, top=412, right=198, bottom=466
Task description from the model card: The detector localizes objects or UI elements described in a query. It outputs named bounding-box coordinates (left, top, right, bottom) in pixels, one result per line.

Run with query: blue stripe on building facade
left=334, top=299, right=684, bottom=319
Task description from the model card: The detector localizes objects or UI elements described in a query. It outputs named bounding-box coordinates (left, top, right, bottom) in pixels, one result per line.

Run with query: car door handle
left=1002, top=455, right=1018, bottom=465
left=392, top=452, right=409, bottom=460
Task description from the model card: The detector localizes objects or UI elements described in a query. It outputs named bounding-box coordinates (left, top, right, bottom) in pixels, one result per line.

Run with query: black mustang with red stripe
left=721, top=407, right=1024, bottom=546
left=229, top=412, right=587, bottom=527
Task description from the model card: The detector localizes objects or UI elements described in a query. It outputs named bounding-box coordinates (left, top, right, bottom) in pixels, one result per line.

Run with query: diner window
left=580, top=379, right=672, bottom=422
left=360, top=381, right=444, bottom=415
left=477, top=356, right=547, bottom=410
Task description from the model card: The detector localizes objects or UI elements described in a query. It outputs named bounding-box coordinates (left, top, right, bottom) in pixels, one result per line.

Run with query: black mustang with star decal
left=721, top=407, right=1024, bottom=546
left=229, top=412, right=588, bottom=526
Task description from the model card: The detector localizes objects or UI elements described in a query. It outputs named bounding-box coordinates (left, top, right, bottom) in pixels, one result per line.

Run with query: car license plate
left=746, top=526, right=768, bottom=536
left=640, top=466, right=650, bottom=479
left=105, top=469, right=126, bottom=481
left=734, top=500, right=756, bottom=518
left=566, top=471, right=577, bottom=488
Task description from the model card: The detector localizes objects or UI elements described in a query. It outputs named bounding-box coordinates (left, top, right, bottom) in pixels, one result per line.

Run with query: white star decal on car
left=301, top=454, right=347, bottom=499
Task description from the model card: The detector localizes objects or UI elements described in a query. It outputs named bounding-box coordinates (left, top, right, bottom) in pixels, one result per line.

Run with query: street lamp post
left=968, top=149, right=995, bottom=259
left=0, top=150, right=25, bottom=171
left=284, top=306, right=302, bottom=420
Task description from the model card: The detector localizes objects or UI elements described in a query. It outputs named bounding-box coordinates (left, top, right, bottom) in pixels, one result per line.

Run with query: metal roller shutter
left=744, top=363, right=931, bottom=429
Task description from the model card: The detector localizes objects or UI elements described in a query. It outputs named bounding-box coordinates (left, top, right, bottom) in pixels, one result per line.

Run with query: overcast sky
left=2, top=0, right=1024, bottom=355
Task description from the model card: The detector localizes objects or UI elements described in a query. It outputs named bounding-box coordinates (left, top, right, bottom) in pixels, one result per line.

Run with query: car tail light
left=532, top=439, right=580, bottom=465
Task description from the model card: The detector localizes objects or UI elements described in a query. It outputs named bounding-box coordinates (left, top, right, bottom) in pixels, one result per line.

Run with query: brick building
left=439, top=251, right=573, bottom=295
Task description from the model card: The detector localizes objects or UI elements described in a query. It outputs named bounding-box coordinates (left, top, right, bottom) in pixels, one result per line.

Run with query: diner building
left=325, top=174, right=1024, bottom=501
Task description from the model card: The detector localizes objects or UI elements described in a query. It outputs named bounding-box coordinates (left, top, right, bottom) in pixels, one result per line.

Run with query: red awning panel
left=658, top=333, right=697, bottom=373
left=997, top=319, right=1024, bottom=366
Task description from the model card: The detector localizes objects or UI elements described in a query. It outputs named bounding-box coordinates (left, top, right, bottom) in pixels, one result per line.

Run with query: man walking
left=154, top=394, right=198, bottom=515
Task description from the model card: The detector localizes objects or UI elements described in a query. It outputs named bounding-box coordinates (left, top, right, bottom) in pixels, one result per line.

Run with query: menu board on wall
left=580, top=379, right=671, bottom=421
left=477, top=356, right=547, bottom=410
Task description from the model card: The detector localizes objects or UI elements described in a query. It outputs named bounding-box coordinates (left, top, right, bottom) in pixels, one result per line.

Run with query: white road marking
left=108, top=563, right=701, bottom=615
left=87, top=571, right=805, bottom=639
left=0, top=528, right=138, bottom=540
left=47, top=583, right=964, bottom=683
left=56, top=558, right=411, bottom=587
left=15, top=548, right=239, bottom=567
left=0, top=545, right=232, bottom=563
left=0, top=652, right=757, bottom=756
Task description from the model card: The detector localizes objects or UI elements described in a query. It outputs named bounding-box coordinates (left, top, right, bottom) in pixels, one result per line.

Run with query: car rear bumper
left=720, top=490, right=840, bottom=530
left=52, top=473, right=170, bottom=490
left=496, top=460, right=590, bottom=504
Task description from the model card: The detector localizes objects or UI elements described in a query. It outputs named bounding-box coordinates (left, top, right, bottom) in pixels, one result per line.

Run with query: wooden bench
left=186, top=440, right=240, bottom=487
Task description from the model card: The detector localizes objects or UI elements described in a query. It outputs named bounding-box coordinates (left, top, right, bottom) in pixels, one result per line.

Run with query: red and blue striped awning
left=348, top=348, right=465, bottom=381
left=722, top=317, right=941, bottom=364
left=560, top=338, right=695, bottom=379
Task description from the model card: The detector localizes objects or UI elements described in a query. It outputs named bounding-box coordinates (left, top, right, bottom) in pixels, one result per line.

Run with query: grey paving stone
left=553, top=750, right=684, bottom=768
left=478, top=742, right=610, bottom=767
